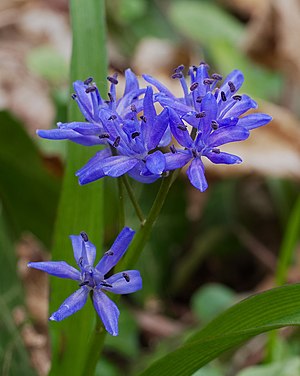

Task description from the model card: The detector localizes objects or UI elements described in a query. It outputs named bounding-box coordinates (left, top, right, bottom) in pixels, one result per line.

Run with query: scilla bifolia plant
left=29, top=59, right=272, bottom=372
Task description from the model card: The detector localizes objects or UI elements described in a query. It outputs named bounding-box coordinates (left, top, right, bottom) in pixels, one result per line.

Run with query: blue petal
left=96, top=227, right=135, bottom=275
left=200, top=92, right=218, bottom=136
left=146, top=108, right=169, bottom=150
left=69, top=234, right=96, bottom=268
left=143, top=86, right=156, bottom=125
left=158, top=127, right=172, bottom=147
left=28, top=261, right=81, bottom=280
left=49, top=286, right=89, bottom=321
left=70, top=235, right=83, bottom=265
left=103, top=270, right=142, bottom=294
left=237, top=113, right=272, bottom=130
left=207, top=126, right=250, bottom=147
left=223, top=95, right=257, bottom=118
left=101, top=156, right=139, bottom=177
left=143, top=74, right=175, bottom=98
left=205, top=151, right=242, bottom=164
left=195, top=64, right=210, bottom=96
left=127, top=163, right=161, bottom=183
left=168, top=108, right=193, bottom=148
left=76, top=148, right=112, bottom=185
left=187, top=158, right=208, bottom=192
left=92, top=290, right=120, bottom=336
left=220, top=69, right=244, bottom=98
left=61, top=122, right=103, bottom=136
left=73, top=81, right=94, bottom=122
left=37, top=129, right=104, bottom=146
left=145, top=150, right=165, bottom=175
left=164, top=151, right=191, bottom=170
left=124, top=68, right=139, bottom=96
left=156, top=95, right=191, bottom=116
left=217, top=117, right=239, bottom=127
left=117, top=89, right=145, bottom=116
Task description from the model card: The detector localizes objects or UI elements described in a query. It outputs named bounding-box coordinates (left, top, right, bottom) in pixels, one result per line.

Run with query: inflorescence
left=37, top=62, right=271, bottom=191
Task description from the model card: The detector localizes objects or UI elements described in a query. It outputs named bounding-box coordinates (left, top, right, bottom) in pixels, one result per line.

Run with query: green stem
left=117, top=178, right=125, bottom=230
left=121, top=174, right=145, bottom=224
left=116, top=171, right=177, bottom=272
left=82, top=314, right=107, bottom=376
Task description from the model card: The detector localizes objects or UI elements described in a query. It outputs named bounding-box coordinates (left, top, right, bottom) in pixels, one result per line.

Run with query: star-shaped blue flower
left=144, top=63, right=272, bottom=191
left=28, top=227, right=142, bottom=336
left=75, top=85, right=170, bottom=184
left=37, top=69, right=145, bottom=146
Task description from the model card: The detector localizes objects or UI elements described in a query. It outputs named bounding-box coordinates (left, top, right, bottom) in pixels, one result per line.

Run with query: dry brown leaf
left=16, top=234, right=50, bottom=376
left=243, top=0, right=300, bottom=82
left=206, top=101, right=300, bottom=180
left=0, top=0, right=70, bottom=134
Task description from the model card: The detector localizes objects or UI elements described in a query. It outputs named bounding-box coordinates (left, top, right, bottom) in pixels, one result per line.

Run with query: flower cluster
left=37, top=63, right=271, bottom=191
left=28, top=227, right=142, bottom=336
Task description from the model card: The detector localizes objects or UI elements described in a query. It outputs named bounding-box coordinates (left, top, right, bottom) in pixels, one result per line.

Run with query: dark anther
left=177, top=124, right=187, bottom=131
left=78, top=257, right=83, bottom=267
left=191, top=65, right=198, bottom=72
left=104, top=250, right=114, bottom=256
left=107, top=75, right=118, bottom=85
left=170, top=145, right=176, bottom=154
left=212, top=148, right=221, bottom=154
left=196, top=96, right=203, bottom=103
left=80, top=231, right=89, bottom=242
left=140, top=115, right=147, bottom=123
left=122, top=272, right=130, bottom=282
left=84, top=77, right=93, bottom=85
left=199, top=61, right=210, bottom=68
left=101, top=282, right=113, bottom=288
left=108, top=115, right=117, bottom=120
left=108, top=92, right=114, bottom=102
left=211, top=120, right=219, bottom=130
left=113, top=136, right=120, bottom=148
left=196, top=111, right=206, bottom=118
left=79, top=281, right=89, bottom=287
left=190, top=82, right=199, bottom=91
left=99, top=133, right=110, bottom=139
left=192, top=149, right=197, bottom=158
left=85, top=86, right=96, bottom=93
left=211, top=73, right=223, bottom=81
left=130, top=104, right=137, bottom=112
left=203, top=78, right=214, bottom=85
left=131, top=131, right=140, bottom=139
left=221, top=91, right=227, bottom=102
left=174, top=64, right=184, bottom=73
left=71, top=93, right=77, bottom=100
left=228, top=81, right=236, bottom=93
left=232, top=95, right=242, bottom=101
left=172, top=72, right=183, bottom=79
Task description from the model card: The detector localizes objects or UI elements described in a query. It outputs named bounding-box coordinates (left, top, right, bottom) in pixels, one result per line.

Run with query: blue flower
left=37, top=69, right=145, bottom=146
left=75, top=85, right=170, bottom=184
left=144, top=63, right=272, bottom=191
left=27, top=227, right=142, bottom=336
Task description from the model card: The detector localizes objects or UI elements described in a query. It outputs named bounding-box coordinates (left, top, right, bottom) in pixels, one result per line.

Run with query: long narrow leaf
left=49, top=1, right=107, bottom=375
left=140, top=284, right=300, bottom=376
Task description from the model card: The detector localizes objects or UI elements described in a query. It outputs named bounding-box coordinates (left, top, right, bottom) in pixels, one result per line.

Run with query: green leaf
left=0, top=111, right=60, bottom=246
left=168, top=0, right=282, bottom=99
left=140, top=284, right=300, bottom=376
left=48, top=0, right=107, bottom=375
left=0, top=206, right=36, bottom=375
left=191, top=283, right=236, bottom=324
left=26, top=46, right=68, bottom=84
left=169, top=0, right=243, bottom=46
